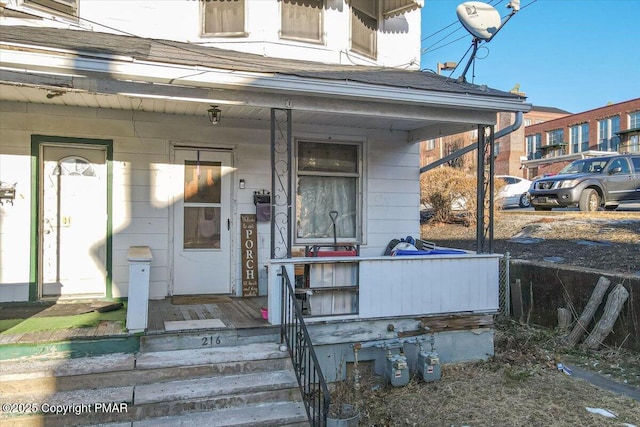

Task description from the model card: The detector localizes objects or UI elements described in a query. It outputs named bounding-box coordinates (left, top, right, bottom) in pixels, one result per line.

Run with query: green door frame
left=30, top=135, right=114, bottom=301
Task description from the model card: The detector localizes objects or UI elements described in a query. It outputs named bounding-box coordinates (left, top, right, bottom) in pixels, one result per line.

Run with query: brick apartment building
left=420, top=105, right=570, bottom=176
left=420, top=98, right=640, bottom=180
left=522, top=98, right=640, bottom=179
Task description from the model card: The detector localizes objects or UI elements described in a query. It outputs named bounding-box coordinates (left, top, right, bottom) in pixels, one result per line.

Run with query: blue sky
left=420, top=0, right=640, bottom=113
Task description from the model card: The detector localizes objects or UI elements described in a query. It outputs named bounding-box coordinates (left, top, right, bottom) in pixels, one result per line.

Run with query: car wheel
left=579, top=189, right=600, bottom=211
left=518, top=193, right=531, bottom=208
left=604, top=204, right=619, bottom=211
left=533, top=206, right=551, bottom=211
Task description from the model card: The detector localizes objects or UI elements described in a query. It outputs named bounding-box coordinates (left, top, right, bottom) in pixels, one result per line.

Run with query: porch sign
left=241, top=214, right=258, bottom=296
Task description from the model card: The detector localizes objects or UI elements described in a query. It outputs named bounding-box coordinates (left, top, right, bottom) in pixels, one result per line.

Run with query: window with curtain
left=281, top=0, right=323, bottom=42
left=350, top=0, right=378, bottom=58
left=23, top=0, right=77, bottom=16
left=296, top=141, right=360, bottom=242
left=203, top=0, right=245, bottom=36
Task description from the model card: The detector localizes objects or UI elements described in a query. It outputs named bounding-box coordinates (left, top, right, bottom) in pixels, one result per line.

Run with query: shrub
left=421, top=167, right=505, bottom=225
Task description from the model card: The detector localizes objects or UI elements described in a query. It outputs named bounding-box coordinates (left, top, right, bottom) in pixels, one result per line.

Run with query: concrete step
left=2, top=343, right=291, bottom=396
left=135, top=370, right=299, bottom=405
left=140, top=326, right=281, bottom=352
left=0, top=342, right=306, bottom=427
left=132, top=401, right=309, bottom=427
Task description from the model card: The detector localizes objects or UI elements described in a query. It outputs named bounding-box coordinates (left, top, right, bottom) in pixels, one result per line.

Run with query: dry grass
left=348, top=321, right=640, bottom=427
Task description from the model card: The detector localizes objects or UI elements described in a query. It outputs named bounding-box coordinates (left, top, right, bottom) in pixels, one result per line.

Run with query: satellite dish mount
left=456, top=0, right=520, bottom=82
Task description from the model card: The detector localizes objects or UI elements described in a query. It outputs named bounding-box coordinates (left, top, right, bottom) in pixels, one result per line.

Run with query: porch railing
left=279, top=265, right=330, bottom=427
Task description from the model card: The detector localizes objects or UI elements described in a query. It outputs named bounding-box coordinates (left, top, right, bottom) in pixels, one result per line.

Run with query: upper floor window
left=630, top=111, right=640, bottom=129
left=350, top=0, right=378, bottom=58
left=203, top=0, right=245, bottom=36
left=526, top=133, right=541, bottom=159
left=524, top=119, right=532, bottom=126
left=547, top=129, right=564, bottom=146
left=598, top=116, right=620, bottom=152
left=425, top=139, right=436, bottom=151
left=570, top=123, right=589, bottom=154
left=281, top=0, right=323, bottom=43
left=22, top=0, right=77, bottom=17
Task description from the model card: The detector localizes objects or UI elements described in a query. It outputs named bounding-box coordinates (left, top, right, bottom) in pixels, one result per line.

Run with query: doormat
left=171, top=295, right=232, bottom=305
left=164, top=319, right=226, bottom=331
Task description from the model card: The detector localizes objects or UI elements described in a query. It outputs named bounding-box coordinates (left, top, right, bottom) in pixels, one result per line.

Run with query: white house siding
left=1, top=0, right=421, bottom=68
left=0, top=101, right=422, bottom=301
left=0, top=103, right=32, bottom=302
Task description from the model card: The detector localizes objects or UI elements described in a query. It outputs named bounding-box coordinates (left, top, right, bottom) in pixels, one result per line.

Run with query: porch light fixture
left=207, top=105, right=221, bottom=125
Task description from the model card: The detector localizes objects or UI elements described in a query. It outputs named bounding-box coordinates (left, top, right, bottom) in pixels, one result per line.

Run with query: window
left=570, top=123, right=589, bottom=153
left=23, top=0, right=77, bottom=16
left=296, top=141, right=361, bottom=242
left=630, top=111, right=640, bottom=129
left=281, top=0, right=323, bottom=42
left=183, top=161, right=222, bottom=249
left=350, top=0, right=377, bottom=58
left=425, top=139, right=436, bottom=151
left=629, top=135, right=639, bottom=153
left=203, top=0, right=245, bottom=36
left=526, top=133, right=541, bottom=159
left=547, top=129, right=564, bottom=146
left=598, top=116, right=620, bottom=151
left=608, top=158, right=630, bottom=174
left=524, top=119, right=532, bottom=126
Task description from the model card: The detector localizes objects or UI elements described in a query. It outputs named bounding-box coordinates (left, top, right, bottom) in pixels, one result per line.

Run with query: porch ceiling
left=0, top=80, right=482, bottom=138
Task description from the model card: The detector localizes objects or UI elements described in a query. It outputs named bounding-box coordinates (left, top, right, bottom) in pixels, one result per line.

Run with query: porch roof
left=0, top=25, right=531, bottom=139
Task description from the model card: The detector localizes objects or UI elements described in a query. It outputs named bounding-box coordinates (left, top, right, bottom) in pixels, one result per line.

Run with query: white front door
left=172, top=149, right=232, bottom=295
left=41, top=145, right=107, bottom=298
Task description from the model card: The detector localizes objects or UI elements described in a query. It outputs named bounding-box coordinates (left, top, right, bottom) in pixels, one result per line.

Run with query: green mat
left=0, top=305, right=127, bottom=335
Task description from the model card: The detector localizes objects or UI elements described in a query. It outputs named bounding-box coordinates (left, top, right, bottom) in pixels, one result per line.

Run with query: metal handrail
left=279, top=265, right=330, bottom=427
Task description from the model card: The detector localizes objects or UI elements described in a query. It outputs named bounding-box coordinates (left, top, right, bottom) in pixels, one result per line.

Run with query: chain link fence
left=498, top=252, right=511, bottom=317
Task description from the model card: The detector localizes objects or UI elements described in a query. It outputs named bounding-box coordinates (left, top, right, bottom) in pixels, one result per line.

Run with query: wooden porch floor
left=0, top=296, right=269, bottom=345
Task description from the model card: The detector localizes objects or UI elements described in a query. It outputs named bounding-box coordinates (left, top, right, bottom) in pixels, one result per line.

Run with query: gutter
left=420, top=111, right=523, bottom=174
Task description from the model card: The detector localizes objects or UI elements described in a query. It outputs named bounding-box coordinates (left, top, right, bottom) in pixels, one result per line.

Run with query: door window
left=183, top=161, right=221, bottom=249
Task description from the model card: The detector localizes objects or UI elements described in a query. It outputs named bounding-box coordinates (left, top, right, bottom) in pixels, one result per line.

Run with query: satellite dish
left=456, top=1, right=502, bottom=41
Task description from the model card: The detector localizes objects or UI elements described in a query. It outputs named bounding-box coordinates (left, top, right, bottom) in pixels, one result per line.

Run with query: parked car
left=529, top=154, right=640, bottom=211
left=496, top=175, right=532, bottom=208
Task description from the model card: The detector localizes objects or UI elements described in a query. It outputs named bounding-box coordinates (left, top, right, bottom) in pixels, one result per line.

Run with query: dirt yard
left=422, top=211, right=640, bottom=275
left=349, top=211, right=640, bottom=426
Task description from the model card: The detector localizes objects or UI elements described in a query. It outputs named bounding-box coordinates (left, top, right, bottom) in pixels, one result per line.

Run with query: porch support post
left=475, top=125, right=495, bottom=254
left=476, top=125, right=485, bottom=254
left=270, top=108, right=292, bottom=259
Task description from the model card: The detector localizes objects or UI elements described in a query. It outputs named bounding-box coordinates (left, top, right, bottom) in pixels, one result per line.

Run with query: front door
left=172, top=149, right=232, bottom=295
left=41, top=145, right=107, bottom=298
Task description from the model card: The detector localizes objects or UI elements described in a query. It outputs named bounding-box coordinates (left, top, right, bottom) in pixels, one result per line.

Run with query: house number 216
left=201, top=336, right=221, bottom=347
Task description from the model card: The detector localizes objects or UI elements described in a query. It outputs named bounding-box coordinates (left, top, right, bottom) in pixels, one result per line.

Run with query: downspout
left=420, top=111, right=524, bottom=174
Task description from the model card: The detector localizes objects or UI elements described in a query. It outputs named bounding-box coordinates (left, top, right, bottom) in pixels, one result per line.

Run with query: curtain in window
left=204, top=0, right=244, bottom=34
left=281, top=0, right=322, bottom=41
left=297, top=176, right=356, bottom=239
left=351, top=0, right=377, bottom=57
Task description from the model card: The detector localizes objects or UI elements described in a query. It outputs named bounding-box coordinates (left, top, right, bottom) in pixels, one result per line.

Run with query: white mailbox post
left=126, top=246, right=153, bottom=333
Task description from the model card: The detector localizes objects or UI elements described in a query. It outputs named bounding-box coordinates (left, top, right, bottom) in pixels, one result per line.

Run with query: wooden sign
left=241, top=214, right=258, bottom=296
